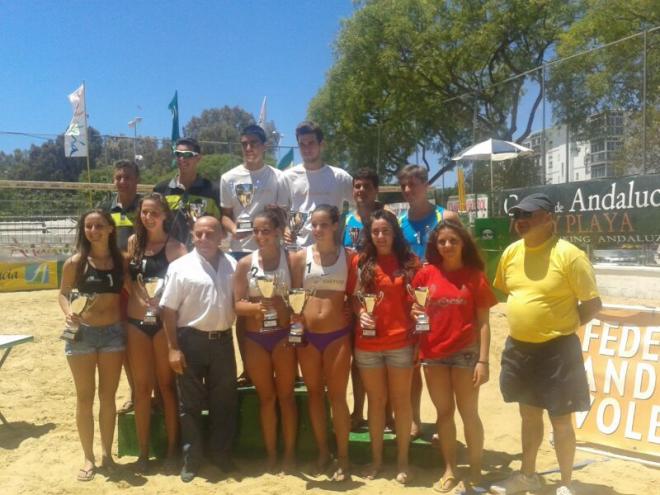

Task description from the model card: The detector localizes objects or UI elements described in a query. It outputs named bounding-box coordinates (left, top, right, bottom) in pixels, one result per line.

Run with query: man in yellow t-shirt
left=491, top=193, right=601, bottom=495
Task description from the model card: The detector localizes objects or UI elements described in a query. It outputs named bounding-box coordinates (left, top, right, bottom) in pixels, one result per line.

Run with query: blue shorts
left=422, top=344, right=479, bottom=369
left=64, top=322, right=126, bottom=356
left=354, top=345, right=414, bottom=369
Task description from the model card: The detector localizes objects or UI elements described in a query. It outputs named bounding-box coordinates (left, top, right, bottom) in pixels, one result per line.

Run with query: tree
left=183, top=105, right=279, bottom=160
left=308, top=0, right=579, bottom=183
left=548, top=0, right=659, bottom=175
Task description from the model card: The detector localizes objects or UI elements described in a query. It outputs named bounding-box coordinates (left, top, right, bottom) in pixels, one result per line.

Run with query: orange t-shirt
left=347, top=254, right=418, bottom=351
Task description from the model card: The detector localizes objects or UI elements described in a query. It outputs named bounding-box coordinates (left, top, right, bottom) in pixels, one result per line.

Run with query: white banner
left=64, top=84, right=88, bottom=158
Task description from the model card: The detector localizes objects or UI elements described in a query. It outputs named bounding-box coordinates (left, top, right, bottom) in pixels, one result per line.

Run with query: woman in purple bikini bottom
left=290, top=205, right=355, bottom=482
left=233, top=206, right=297, bottom=472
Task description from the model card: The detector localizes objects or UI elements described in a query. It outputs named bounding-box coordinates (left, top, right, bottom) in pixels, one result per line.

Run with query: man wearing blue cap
left=491, top=193, right=602, bottom=495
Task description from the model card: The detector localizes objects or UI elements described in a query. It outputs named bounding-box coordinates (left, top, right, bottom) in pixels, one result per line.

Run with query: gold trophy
left=286, top=211, right=308, bottom=251
left=357, top=291, right=383, bottom=338
left=235, top=183, right=255, bottom=232
left=138, top=274, right=164, bottom=324
left=256, top=274, right=279, bottom=332
left=408, top=285, right=430, bottom=333
left=286, top=288, right=310, bottom=346
left=60, top=290, right=96, bottom=342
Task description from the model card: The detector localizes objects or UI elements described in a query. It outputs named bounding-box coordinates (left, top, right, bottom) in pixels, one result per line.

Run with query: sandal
left=118, top=399, right=134, bottom=414
left=77, top=466, right=95, bottom=482
left=433, top=475, right=458, bottom=493
left=330, top=466, right=350, bottom=482
left=395, top=470, right=412, bottom=485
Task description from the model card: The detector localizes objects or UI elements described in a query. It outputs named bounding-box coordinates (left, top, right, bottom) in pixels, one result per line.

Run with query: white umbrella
left=452, top=138, right=534, bottom=215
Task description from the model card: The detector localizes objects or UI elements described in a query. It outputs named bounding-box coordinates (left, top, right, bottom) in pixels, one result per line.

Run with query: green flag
left=168, top=90, right=180, bottom=146
left=277, top=147, right=294, bottom=170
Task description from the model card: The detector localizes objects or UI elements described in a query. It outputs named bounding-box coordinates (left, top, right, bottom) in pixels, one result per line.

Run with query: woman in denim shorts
left=346, top=209, right=420, bottom=484
left=411, top=221, right=497, bottom=493
left=58, top=210, right=126, bottom=482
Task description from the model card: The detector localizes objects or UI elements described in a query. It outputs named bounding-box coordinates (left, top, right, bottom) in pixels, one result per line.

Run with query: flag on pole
left=169, top=91, right=180, bottom=145
left=277, top=147, right=294, bottom=170
left=64, top=84, right=88, bottom=157
left=257, top=96, right=267, bottom=128
left=128, top=117, right=143, bottom=128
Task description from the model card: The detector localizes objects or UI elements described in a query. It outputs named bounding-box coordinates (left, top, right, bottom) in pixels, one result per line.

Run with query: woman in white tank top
left=290, top=204, right=354, bottom=481
left=233, top=206, right=297, bottom=472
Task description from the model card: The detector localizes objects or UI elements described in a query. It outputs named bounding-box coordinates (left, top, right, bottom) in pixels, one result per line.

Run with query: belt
left=179, top=326, right=232, bottom=340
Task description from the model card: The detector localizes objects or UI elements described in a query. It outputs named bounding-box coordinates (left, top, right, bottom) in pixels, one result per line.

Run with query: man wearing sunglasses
left=491, top=193, right=602, bottom=495
left=154, top=138, right=221, bottom=247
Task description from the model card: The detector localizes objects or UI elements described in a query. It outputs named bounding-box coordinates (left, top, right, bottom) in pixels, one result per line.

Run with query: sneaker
left=490, top=472, right=542, bottom=494
left=556, top=485, right=574, bottom=495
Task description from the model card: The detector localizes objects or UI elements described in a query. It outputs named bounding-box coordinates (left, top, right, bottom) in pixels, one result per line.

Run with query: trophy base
left=413, top=325, right=430, bottom=334
left=287, top=334, right=306, bottom=347
left=60, top=327, right=79, bottom=342
left=361, top=328, right=377, bottom=338
left=285, top=244, right=300, bottom=252
left=143, top=314, right=158, bottom=325
left=261, top=317, right=279, bottom=332
left=236, top=221, right=253, bottom=232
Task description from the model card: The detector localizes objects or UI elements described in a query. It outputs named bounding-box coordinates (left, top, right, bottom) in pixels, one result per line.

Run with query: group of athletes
left=58, top=121, right=600, bottom=495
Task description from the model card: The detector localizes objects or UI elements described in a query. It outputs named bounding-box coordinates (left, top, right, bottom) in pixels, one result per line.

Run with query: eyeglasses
left=174, top=150, right=199, bottom=159
left=509, top=210, right=534, bottom=219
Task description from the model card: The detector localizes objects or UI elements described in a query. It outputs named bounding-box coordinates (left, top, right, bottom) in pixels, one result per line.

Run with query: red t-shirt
left=347, top=254, right=418, bottom=352
left=412, top=264, right=497, bottom=359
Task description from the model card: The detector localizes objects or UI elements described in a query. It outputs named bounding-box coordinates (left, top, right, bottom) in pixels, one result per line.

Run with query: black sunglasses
left=509, top=210, right=534, bottom=219
left=174, top=150, right=199, bottom=159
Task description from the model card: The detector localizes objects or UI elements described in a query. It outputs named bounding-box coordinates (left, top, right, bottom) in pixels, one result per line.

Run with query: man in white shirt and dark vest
left=160, top=216, right=237, bottom=482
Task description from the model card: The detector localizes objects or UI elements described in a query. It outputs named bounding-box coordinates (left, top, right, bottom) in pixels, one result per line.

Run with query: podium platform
left=118, top=385, right=441, bottom=467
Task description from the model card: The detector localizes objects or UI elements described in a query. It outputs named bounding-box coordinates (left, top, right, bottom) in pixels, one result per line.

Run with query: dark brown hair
left=358, top=209, right=419, bottom=290
left=254, top=204, right=287, bottom=231
left=425, top=220, right=485, bottom=271
left=74, top=209, right=123, bottom=287
left=131, top=193, right=173, bottom=264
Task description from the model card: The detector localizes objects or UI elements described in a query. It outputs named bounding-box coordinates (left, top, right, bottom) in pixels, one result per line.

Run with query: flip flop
left=395, top=470, right=412, bottom=485
left=330, top=466, right=351, bottom=482
left=433, top=475, right=458, bottom=493
left=77, top=467, right=95, bottom=482
left=118, top=399, right=134, bottom=414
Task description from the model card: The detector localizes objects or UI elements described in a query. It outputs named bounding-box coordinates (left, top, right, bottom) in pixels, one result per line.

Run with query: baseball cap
left=510, top=193, right=555, bottom=213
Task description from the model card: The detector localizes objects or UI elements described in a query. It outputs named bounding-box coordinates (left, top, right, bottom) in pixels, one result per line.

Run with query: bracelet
left=477, top=360, right=489, bottom=365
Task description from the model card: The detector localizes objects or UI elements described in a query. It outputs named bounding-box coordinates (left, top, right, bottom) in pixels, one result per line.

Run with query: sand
left=0, top=289, right=657, bottom=494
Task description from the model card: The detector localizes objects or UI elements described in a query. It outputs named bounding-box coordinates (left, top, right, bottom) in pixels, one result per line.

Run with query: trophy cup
left=286, top=288, right=310, bottom=346
left=286, top=211, right=308, bottom=251
left=60, top=290, right=96, bottom=342
left=349, top=227, right=361, bottom=247
left=138, top=274, right=164, bottom=324
left=256, top=274, right=279, bottom=332
left=187, top=201, right=204, bottom=223
left=357, top=291, right=383, bottom=338
left=235, top=183, right=255, bottom=233
left=407, top=285, right=430, bottom=333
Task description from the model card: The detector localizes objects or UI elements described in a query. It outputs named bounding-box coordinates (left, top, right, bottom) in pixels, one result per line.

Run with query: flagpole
left=83, top=81, right=92, bottom=207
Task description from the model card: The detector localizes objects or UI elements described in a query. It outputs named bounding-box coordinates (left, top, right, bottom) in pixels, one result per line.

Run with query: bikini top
left=247, top=249, right=291, bottom=298
left=77, top=263, right=123, bottom=294
left=128, top=244, right=170, bottom=281
left=302, top=245, right=348, bottom=292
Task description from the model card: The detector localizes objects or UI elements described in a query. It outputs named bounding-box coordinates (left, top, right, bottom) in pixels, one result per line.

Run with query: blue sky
left=1, top=0, right=356, bottom=157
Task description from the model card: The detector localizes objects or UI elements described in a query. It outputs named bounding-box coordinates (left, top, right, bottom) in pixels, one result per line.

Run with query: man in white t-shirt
left=220, top=124, right=289, bottom=386
left=283, top=121, right=353, bottom=248
left=220, top=124, right=290, bottom=258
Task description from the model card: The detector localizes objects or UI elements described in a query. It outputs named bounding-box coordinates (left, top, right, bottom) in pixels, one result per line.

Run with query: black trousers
left=176, top=327, right=237, bottom=469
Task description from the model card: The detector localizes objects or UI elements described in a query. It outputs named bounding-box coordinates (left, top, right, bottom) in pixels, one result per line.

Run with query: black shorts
left=500, top=333, right=590, bottom=417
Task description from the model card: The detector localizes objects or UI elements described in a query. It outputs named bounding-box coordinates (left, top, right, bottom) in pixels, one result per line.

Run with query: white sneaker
left=490, top=472, right=542, bottom=494
left=556, top=485, right=575, bottom=495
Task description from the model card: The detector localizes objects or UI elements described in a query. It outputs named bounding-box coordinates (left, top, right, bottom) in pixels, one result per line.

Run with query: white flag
left=257, top=96, right=267, bottom=128
left=64, top=84, right=88, bottom=158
